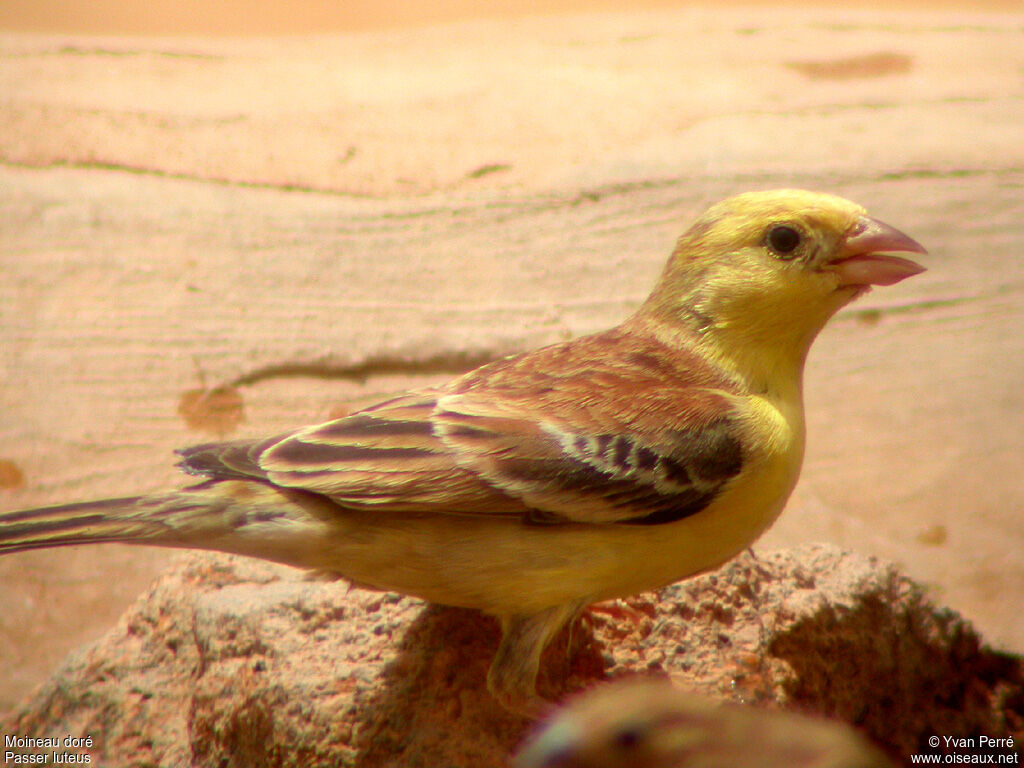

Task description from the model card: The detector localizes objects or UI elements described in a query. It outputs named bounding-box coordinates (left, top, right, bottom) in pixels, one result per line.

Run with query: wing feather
left=179, top=393, right=524, bottom=514
left=177, top=328, right=747, bottom=526
left=433, top=327, right=747, bottom=524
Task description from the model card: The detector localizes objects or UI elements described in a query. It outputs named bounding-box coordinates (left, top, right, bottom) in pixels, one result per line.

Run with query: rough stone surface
left=4, top=546, right=1021, bottom=767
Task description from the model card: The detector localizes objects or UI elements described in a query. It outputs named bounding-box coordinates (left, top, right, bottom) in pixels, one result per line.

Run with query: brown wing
left=434, top=327, right=745, bottom=525
left=178, top=328, right=746, bottom=526
left=177, top=391, right=524, bottom=515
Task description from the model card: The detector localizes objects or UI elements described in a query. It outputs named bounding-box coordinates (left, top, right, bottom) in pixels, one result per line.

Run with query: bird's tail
left=0, top=484, right=337, bottom=569
left=0, top=496, right=173, bottom=554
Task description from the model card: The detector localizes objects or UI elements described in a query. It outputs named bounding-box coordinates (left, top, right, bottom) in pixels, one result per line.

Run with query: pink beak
left=830, top=216, right=927, bottom=287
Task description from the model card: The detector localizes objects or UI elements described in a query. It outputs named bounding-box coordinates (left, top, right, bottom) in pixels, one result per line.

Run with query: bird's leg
left=563, top=604, right=591, bottom=665
left=488, top=601, right=583, bottom=717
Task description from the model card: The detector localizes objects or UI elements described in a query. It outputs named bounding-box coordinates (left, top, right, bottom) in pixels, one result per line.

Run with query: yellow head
left=635, top=189, right=926, bottom=389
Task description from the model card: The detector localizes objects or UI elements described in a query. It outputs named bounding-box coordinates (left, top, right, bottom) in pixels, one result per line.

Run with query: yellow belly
left=279, top=391, right=807, bottom=617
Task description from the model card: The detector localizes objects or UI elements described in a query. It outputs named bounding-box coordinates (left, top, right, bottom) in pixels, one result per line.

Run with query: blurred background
left=1, top=0, right=1015, bottom=35
left=1, top=0, right=1022, bottom=714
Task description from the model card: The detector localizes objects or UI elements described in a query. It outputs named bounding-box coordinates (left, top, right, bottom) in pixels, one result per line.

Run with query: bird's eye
left=766, top=225, right=802, bottom=258
left=613, top=725, right=644, bottom=751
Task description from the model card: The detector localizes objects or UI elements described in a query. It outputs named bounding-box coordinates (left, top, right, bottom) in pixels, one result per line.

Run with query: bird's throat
left=689, top=293, right=833, bottom=400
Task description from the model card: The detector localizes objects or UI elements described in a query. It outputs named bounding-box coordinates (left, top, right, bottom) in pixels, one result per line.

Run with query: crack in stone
left=228, top=348, right=500, bottom=387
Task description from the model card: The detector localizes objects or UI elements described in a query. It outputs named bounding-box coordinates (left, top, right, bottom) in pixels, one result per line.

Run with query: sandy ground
left=1, top=2, right=1023, bottom=712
